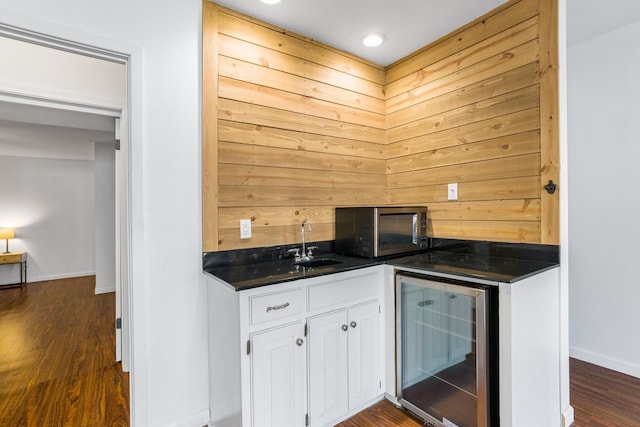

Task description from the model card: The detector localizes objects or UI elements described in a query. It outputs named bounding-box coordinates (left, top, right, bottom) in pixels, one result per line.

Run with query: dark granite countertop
left=205, top=252, right=380, bottom=291
left=203, top=239, right=559, bottom=291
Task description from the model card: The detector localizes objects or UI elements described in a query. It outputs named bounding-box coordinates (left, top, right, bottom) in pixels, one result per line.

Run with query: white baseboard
left=28, top=271, right=96, bottom=283
left=95, top=285, right=115, bottom=295
left=570, top=346, right=640, bottom=379
left=164, top=409, right=210, bottom=427
left=562, top=405, right=575, bottom=427
left=209, top=411, right=242, bottom=427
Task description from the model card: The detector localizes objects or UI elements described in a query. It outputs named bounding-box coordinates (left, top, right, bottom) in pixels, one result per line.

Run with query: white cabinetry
left=307, top=310, right=348, bottom=426
left=233, top=267, right=384, bottom=427
left=251, top=322, right=306, bottom=427
left=307, top=300, right=380, bottom=427
left=346, top=301, right=380, bottom=409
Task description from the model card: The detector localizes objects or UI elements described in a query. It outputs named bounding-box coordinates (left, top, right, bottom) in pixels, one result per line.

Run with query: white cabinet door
left=307, top=310, right=349, bottom=427
left=251, top=322, right=306, bottom=427
left=347, top=300, right=381, bottom=409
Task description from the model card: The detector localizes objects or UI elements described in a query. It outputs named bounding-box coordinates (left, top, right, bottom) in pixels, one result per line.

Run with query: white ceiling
left=567, top=0, right=640, bottom=46
left=0, top=101, right=115, bottom=133
left=213, top=0, right=509, bottom=66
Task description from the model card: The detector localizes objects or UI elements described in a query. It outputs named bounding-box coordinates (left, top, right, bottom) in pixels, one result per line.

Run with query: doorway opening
left=0, top=23, right=133, bottom=425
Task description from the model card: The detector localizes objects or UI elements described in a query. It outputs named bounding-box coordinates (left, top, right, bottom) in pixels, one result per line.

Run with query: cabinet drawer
left=250, top=288, right=304, bottom=325
left=0, top=253, right=22, bottom=264
left=308, top=272, right=379, bottom=311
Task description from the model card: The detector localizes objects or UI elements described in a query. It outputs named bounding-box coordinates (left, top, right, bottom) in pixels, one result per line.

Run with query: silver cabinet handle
left=350, top=321, right=357, bottom=328
left=296, top=338, right=304, bottom=346
left=266, top=302, right=290, bottom=312
left=341, top=324, right=348, bottom=331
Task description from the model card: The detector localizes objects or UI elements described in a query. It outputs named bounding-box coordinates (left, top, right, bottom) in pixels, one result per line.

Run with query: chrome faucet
left=300, top=219, right=313, bottom=260
left=288, top=219, right=315, bottom=263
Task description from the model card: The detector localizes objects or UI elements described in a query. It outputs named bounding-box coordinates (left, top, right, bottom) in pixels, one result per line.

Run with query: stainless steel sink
left=295, top=258, right=344, bottom=268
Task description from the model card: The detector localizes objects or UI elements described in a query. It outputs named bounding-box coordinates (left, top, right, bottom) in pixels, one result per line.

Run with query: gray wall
left=0, top=120, right=113, bottom=288
left=568, top=17, right=640, bottom=378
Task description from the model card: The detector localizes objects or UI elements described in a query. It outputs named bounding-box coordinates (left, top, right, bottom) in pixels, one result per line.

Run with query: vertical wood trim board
left=538, top=0, right=561, bottom=244
left=202, top=0, right=560, bottom=251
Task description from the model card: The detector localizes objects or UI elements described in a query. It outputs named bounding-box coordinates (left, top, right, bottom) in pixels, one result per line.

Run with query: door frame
left=0, top=18, right=145, bottom=426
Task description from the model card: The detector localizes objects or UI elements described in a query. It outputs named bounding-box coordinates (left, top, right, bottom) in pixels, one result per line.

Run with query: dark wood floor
left=2, top=278, right=639, bottom=426
left=0, top=276, right=128, bottom=426
left=340, top=359, right=640, bottom=427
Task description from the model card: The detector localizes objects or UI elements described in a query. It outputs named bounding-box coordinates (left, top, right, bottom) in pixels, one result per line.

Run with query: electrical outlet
left=448, top=183, right=458, bottom=201
left=240, top=219, right=252, bottom=239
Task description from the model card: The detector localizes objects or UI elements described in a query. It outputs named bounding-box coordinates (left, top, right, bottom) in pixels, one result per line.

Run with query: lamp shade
left=0, top=228, right=15, bottom=239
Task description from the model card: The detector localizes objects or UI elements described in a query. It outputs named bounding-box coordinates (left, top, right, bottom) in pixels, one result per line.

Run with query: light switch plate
left=240, top=219, right=252, bottom=239
left=448, top=183, right=458, bottom=201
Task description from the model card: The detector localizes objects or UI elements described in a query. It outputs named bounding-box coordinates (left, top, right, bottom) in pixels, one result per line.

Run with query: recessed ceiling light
left=362, top=33, right=386, bottom=48
left=261, top=0, right=281, bottom=4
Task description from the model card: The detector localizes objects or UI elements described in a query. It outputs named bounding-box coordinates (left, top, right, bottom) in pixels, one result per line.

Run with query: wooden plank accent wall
left=203, top=1, right=386, bottom=251
left=202, top=0, right=560, bottom=251
left=385, top=0, right=559, bottom=244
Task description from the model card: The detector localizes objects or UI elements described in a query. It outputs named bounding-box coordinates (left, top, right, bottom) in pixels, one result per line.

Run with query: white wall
left=568, top=19, right=640, bottom=378
left=95, top=141, right=116, bottom=294
left=0, top=1, right=208, bottom=426
left=0, top=35, right=126, bottom=110
left=0, top=119, right=112, bottom=285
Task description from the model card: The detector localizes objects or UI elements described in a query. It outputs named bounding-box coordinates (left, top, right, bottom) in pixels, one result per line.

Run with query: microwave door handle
left=412, top=214, right=418, bottom=244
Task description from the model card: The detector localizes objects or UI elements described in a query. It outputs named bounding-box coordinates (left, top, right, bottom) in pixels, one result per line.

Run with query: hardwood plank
left=219, top=99, right=385, bottom=144
left=385, top=15, right=539, bottom=99
left=218, top=55, right=385, bottom=115
left=431, top=219, right=541, bottom=243
left=219, top=142, right=386, bottom=174
left=386, top=62, right=540, bottom=130
left=386, top=108, right=540, bottom=162
left=340, top=360, right=640, bottom=426
left=336, top=399, right=423, bottom=427
left=570, top=358, right=640, bottom=426
left=0, top=277, right=129, bottom=426
left=387, top=155, right=541, bottom=188
left=386, top=0, right=539, bottom=82
left=218, top=120, right=386, bottom=160
left=218, top=34, right=385, bottom=100
left=219, top=77, right=385, bottom=129
left=218, top=9, right=385, bottom=84
left=218, top=206, right=335, bottom=229
left=386, top=39, right=539, bottom=114
left=218, top=185, right=386, bottom=207
left=219, top=164, right=385, bottom=189
left=386, top=85, right=540, bottom=145
left=428, top=199, right=541, bottom=221
left=387, top=131, right=540, bottom=172
left=218, top=222, right=335, bottom=250
left=387, top=176, right=540, bottom=204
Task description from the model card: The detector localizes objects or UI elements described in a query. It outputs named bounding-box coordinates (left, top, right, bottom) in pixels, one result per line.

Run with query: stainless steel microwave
left=335, top=206, right=428, bottom=258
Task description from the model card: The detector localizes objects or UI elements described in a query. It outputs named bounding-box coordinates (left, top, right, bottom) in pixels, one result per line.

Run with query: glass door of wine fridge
left=395, top=272, right=494, bottom=427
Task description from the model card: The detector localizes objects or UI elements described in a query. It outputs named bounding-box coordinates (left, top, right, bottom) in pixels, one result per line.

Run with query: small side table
left=0, top=252, right=27, bottom=290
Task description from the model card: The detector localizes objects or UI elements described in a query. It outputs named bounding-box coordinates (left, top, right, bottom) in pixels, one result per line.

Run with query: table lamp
left=0, top=228, right=15, bottom=254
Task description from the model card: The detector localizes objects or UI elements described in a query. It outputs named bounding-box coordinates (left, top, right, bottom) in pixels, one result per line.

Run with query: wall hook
left=544, top=180, right=557, bottom=195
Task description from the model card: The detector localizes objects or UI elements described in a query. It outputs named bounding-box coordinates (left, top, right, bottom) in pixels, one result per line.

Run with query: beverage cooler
left=395, top=272, right=499, bottom=427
